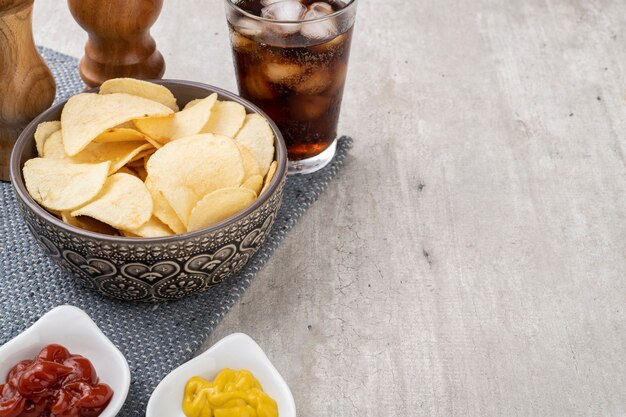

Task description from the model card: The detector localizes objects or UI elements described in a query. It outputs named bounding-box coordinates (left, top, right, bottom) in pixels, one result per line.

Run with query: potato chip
left=143, top=136, right=163, bottom=149
left=61, top=212, right=118, bottom=235
left=120, top=216, right=174, bottom=238
left=128, top=148, right=156, bottom=163
left=183, top=99, right=203, bottom=110
left=133, top=94, right=218, bottom=143
left=145, top=177, right=186, bottom=234
left=93, top=127, right=147, bottom=143
left=23, top=158, right=110, bottom=211
left=234, top=114, right=275, bottom=175
left=42, top=130, right=67, bottom=159
left=241, top=174, right=263, bottom=196
left=72, top=141, right=153, bottom=174
left=34, top=121, right=61, bottom=156
left=61, top=93, right=173, bottom=156
left=71, top=173, right=152, bottom=230
left=187, top=188, right=256, bottom=232
left=146, top=134, right=244, bottom=225
left=99, top=78, right=179, bottom=111
left=48, top=209, right=62, bottom=218
left=235, top=142, right=261, bottom=182
left=43, top=130, right=153, bottom=175
left=202, top=101, right=246, bottom=138
left=116, top=121, right=136, bottom=129
left=260, top=160, right=278, bottom=196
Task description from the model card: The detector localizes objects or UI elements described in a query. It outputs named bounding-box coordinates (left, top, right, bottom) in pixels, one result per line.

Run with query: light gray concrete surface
left=33, top=0, right=626, bottom=415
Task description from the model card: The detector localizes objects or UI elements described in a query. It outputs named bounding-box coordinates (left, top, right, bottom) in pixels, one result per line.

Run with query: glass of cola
left=225, top=0, right=358, bottom=174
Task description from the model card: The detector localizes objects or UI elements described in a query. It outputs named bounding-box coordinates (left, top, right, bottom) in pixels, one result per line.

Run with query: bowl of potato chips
left=10, top=79, right=286, bottom=302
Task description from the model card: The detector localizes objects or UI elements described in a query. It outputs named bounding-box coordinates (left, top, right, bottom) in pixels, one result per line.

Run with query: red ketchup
left=0, top=344, right=113, bottom=417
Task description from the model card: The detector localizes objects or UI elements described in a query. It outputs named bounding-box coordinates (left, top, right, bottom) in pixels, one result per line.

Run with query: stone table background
left=32, top=0, right=626, bottom=415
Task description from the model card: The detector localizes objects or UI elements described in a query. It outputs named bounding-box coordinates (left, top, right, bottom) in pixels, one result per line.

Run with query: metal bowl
left=9, top=80, right=287, bottom=302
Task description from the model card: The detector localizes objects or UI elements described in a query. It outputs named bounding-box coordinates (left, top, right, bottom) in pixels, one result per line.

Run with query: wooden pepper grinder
left=67, top=0, right=165, bottom=87
left=0, top=0, right=56, bottom=181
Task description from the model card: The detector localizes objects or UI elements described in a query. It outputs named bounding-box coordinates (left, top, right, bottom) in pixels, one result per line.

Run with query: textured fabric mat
left=0, top=47, right=352, bottom=415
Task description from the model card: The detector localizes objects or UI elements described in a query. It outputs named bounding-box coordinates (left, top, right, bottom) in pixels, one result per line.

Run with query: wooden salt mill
left=67, top=0, right=165, bottom=87
left=0, top=0, right=56, bottom=182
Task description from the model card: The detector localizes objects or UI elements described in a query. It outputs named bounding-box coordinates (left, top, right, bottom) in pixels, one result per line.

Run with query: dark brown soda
left=229, top=0, right=353, bottom=160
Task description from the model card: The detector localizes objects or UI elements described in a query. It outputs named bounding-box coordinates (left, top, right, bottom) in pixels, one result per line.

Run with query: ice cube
left=309, top=31, right=347, bottom=52
left=300, top=3, right=338, bottom=40
left=234, top=17, right=264, bottom=37
left=293, top=68, right=332, bottom=94
left=244, top=68, right=276, bottom=100
left=305, top=2, right=334, bottom=17
left=289, top=94, right=332, bottom=120
left=230, top=30, right=255, bottom=51
left=264, top=62, right=305, bottom=84
left=300, top=18, right=338, bottom=40
left=261, top=1, right=307, bottom=21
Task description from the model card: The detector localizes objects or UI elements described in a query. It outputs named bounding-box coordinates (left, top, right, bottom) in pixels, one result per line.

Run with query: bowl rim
left=9, top=79, right=287, bottom=244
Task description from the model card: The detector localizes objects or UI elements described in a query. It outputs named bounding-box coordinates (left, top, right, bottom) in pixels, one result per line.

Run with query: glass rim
left=225, top=0, right=358, bottom=25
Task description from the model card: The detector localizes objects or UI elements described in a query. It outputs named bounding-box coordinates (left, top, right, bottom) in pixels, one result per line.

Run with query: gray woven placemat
left=0, top=47, right=352, bottom=416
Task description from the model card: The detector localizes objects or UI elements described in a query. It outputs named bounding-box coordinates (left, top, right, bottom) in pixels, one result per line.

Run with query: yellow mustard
left=182, top=368, right=279, bottom=417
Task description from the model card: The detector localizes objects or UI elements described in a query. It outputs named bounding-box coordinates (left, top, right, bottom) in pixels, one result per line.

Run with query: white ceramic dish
left=146, top=333, right=296, bottom=417
left=0, top=305, right=130, bottom=417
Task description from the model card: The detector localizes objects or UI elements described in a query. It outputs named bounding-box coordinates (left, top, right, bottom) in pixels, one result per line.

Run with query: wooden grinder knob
left=0, top=0, right=56, bottom=182
left=67, top=0, right=166, bottom=87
